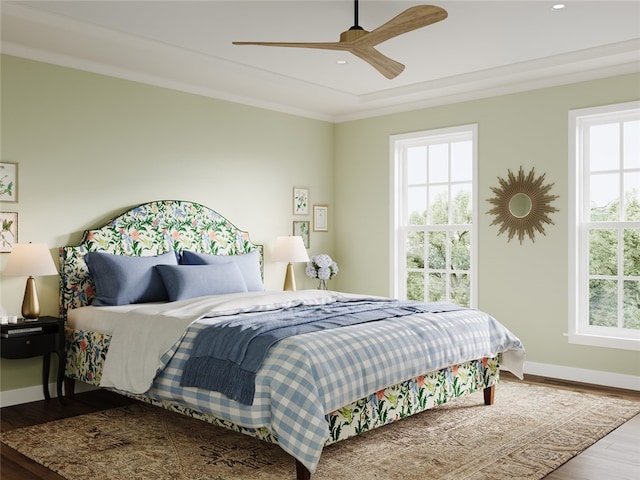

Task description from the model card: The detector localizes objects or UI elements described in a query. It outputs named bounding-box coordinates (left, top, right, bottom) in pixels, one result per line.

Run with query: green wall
left=0, top=55, right=335, bottom=393
left=333, top=73, right=640, bottom=378
left=1, top=53, right=638, bottom=398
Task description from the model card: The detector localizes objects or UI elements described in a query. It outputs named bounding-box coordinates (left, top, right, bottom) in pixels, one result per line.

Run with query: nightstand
left=1, top=316, right=66, bottom=404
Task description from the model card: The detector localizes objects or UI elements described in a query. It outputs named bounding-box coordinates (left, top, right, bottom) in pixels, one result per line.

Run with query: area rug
left=2, top=381, right=639, bottom=480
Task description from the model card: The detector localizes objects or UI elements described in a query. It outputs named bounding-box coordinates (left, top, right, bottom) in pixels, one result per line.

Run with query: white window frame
left=390, top=124, right=478, bottom=306
left=568, top=101, right=640, bottom=351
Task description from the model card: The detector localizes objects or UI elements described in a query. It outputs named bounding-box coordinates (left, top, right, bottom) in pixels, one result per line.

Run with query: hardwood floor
left=1, top=390, right=136, bottom=480
left=1, top=376, right=638, bottom=480
left=508, top=374, right=640, bottom=480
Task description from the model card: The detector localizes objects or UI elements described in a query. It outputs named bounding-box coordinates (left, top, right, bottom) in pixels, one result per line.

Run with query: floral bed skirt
left=65, top=327, right=500, bottom=446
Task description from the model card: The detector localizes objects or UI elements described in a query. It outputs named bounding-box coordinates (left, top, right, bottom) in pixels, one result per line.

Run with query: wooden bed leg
left=483, top=385, right=495, bottom=405
left=295, top=459, right=311, bottom=480
left=64, top=377, right=75, bottom=400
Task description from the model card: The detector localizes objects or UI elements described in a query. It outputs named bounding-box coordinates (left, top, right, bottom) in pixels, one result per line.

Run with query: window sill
left=568, top=332, right=640, bottom=351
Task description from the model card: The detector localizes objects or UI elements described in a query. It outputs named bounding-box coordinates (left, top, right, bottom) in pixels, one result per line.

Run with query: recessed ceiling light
left=552, top=4, right=566, bottom=10
left=336, top=60, right=348, bottom=65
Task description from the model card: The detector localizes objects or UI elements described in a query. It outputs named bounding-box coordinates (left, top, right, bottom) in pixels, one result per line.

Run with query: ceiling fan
left=233, top=1, right=448, bottom=80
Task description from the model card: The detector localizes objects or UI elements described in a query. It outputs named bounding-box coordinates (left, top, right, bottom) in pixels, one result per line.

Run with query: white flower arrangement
left=305, top=254, right=339, bottom=281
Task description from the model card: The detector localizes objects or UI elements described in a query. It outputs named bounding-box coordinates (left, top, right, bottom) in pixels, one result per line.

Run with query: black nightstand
left=1, top=316, right=66, bottom=404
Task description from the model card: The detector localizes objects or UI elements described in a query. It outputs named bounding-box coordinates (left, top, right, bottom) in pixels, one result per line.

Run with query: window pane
left=428, top=144, right=448, bottom=183
left=427, top=231, right=446, bottom=269
left=623, top=280, right=640, bottom=329
left=451, top=273, right=470, bottom=307
left=407, top=146, right=427, bottom=184
left=589, top=123, right=619, bottom=172
left=408, top=212, right=426, bottom=226
left=408, top=186, right=426, bottom=225
left=589, top=279, right=618, bottom=327
left=428, top=273, right=445, bottom=302
left=624, top=171, right=640, bottom=221
left=406, top=231, right=424, bottom=269
left=407, top=271, right=424, bottom=301
left=589, top=229, right=617, bottom=275
left=450, top=230, right=470, bottom=270
left=590, top=173, right=619, bottom=221
left=451, top=141, right=472, bottom=182
left=623, top=228, right=640, bottom=276
left=428, top=185, right=449, bottom=224
left=451, top=184, right=472, bottom=224
left=623, top=120, right=640, bottom=169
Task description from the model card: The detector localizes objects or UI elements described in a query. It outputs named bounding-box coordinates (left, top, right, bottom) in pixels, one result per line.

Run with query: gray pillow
left=156, top=263, right=248, bottom=301
left=85, top=251, right=178, bottom=306
left=180, top=249, right=264, bottom=291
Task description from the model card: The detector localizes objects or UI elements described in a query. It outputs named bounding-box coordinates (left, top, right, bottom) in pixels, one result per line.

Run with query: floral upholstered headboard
left=59, top=200, right=262, bottom=317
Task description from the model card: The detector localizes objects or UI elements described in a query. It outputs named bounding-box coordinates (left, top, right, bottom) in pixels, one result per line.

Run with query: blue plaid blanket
left=180, top=300, right=465, bottom=404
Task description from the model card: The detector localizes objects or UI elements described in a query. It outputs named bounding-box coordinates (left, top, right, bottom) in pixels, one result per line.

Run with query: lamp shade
left=272, top=236, right=309, bottom=263
left=4, top=243, right=58, bottom=277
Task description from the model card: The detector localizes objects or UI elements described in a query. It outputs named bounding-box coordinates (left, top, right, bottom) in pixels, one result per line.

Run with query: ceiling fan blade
left=234, top=41, right=404, bottom=78
left=353, top=5, right=447, bottom=47
left=350, top=47, right=405, bottom=79
left=232, top=41, right=352, bottom=52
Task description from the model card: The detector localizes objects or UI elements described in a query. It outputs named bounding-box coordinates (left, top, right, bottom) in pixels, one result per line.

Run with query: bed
left=60, top=200, right=525, bottom=480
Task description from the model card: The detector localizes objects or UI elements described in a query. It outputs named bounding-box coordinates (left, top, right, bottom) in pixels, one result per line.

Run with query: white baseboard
left=524, top=361, right=640, bottom=391
left=1, top=364, right=637, bottom=407
left=0, top=381, right=97, bottom=408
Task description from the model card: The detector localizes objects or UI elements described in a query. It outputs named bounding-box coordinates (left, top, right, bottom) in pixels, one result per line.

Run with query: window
left=569, top=101, right=640, bottom=351
left=390, top=125, right=478, bottom=307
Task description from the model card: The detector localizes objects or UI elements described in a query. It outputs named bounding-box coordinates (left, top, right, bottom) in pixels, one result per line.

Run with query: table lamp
left=272, top=236, right=309, bottom=291
left=3, top=243, right=58, bottom=319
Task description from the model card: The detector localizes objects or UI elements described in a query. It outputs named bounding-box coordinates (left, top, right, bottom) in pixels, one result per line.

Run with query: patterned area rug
left=2, top=381, right=639, bottom=480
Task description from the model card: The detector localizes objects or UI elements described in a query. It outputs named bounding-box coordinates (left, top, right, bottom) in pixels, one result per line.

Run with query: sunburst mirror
left=487, top=166, right=559, bottom=244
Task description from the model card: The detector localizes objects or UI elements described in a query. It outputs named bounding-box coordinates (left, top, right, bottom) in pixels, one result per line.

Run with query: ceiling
left=2, top=1, right=639, bottom=122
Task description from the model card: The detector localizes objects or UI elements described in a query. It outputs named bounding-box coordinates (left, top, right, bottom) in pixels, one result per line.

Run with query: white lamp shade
left=3, top=243, right=58, bottom=277
left=272, top=236, right=309, bottom=263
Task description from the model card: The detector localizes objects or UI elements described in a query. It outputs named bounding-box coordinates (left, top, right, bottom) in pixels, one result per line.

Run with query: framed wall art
left=0, top=212, right=18, bottom=253
left=313, top=205, right=328, bottom=232
left=293, top=187, right=309, bottom=215
left=293, top=220, right=310, bottom=248
left=0, top=162, right=18, bottom=203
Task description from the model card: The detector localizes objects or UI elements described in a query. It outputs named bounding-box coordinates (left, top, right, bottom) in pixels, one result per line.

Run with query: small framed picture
left=0, top=212, right=18, bottom=253
left=313, top=205, right=328, bottom=232
left=293, top=187, right=309, bottom=215
left=293, top=220, right=310, bottom=249
left=0, top=162, right=18, bottom=203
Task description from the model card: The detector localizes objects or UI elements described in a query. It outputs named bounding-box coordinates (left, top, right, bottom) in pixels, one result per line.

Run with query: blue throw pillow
left=156, top=263, right=248, bottom=301
left=85, top=251, right=178, bottom=306
left=180, top=249, right=264, bottom=292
